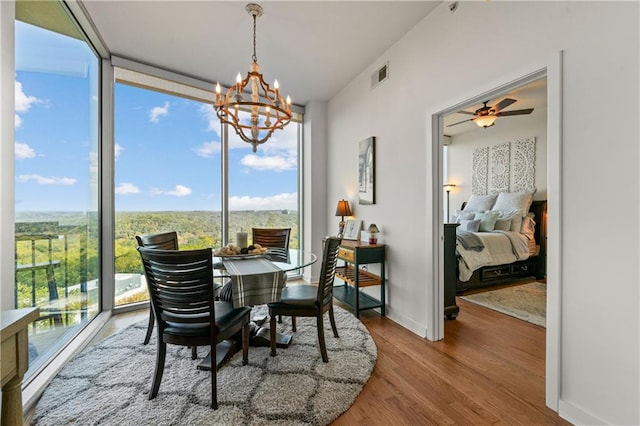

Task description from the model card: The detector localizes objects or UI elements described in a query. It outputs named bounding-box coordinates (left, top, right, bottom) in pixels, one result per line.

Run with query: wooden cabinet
left=334, top=240, right=385, bottom=318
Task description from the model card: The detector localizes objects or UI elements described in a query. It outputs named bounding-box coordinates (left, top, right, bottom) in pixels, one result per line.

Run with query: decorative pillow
left=493, top=218, right=512, bottom=231
left=474, top=211, right=499, bottom=232
left=492, top=190, right=536, bottom=217
left=462, top=194, right=498, bottom=212
left=520, top=214, right=536, bottom=240
left=458, top=219, right=480, bottom=232
left=453, top=210, right=476, bottom=223
left=491, top=209, right=523, bottom=232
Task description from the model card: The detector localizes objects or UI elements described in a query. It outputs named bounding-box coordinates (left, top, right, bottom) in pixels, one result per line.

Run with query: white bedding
left=456, top=230, right=530, bottom=281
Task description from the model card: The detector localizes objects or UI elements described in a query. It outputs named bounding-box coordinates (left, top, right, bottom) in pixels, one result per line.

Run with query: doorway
left=429, top=53, right=563, bottom=411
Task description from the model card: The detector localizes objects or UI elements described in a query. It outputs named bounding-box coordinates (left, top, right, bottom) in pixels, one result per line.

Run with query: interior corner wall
left=448, top=111, right=548, bottom=214
left=326, top=1, right=639, bottom=424
left=302, top=101, right=329, bottom=283
left=0, top=1, right=16, bottom=310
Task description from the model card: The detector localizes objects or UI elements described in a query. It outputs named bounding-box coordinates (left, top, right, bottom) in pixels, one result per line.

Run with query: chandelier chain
left=252, top=13, right=258, bottom=63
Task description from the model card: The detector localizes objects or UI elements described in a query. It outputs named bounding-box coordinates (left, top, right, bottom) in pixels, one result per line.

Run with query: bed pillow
left=492, top=190, right=535, bottom=217
left=453, top=210, right=476, bottom=223
left=521, top=213, right=536, bottom=240
left=462, top=194, right=498, bottom=212
left=474, top=211, right=499, bottom=232
left=493, top=218, right=512, bottom=231
left=491, top=209, right=523, bottom=232
left=458, top=219, right=480, bottom=232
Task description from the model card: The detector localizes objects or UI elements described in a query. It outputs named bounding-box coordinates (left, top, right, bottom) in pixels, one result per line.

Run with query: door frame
left=427, top=51, right=563, bottom=411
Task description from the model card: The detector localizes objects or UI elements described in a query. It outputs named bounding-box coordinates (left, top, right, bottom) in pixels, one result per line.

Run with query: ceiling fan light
left=474, top=115, right=497, bottom=128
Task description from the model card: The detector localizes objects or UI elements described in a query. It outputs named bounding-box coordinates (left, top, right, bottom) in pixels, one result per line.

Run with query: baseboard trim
left=558, top=399, right=607, bottom=425
left=384, top=307, right=428, bottom=338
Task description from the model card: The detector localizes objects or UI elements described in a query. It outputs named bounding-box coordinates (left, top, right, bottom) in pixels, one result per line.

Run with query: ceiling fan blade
left=493, top=98, right=517, bottom=112
left=446, top=118, right=474, bottom=127
left=456, top=110, right=476, bottom=115
left=496, top=108, right=534, bottom=116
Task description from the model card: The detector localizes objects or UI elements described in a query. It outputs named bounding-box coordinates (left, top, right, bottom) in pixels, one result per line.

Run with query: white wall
left=327, top=2, right=638, bottom=424
left=447, top=105, right=548, bottom=214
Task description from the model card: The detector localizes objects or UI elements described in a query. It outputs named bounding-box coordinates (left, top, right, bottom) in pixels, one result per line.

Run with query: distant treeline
left=15, top=210, right=299, bottom=309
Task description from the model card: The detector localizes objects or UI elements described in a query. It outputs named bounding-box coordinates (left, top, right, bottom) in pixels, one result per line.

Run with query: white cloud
left=18, top=174, right=76, bottom=185
left=240, top=154, right=296, bottom=171
left=114, top=143, right=124, bottom=159
left=15, top=80, right=42, bottom=128
left=199, top=104, right=222, bottom=138
left=229, top=192, right=297, bottom=211
left=15, top=142, right=36, bottom=159
left=194, top=141, right=221, bottom=158
left=115, top=182, right=140, bottom=195
left=149, top=101, right=169, bottom=123
left=151, top=184, right=192, bottom=197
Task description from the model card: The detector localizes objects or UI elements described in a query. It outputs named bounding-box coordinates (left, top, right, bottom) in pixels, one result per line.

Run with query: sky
left=14, top=21, right=299, bottom=213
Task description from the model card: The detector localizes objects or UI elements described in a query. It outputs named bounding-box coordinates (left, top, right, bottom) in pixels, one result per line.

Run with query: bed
left=444, top=194, right=547, bottom=298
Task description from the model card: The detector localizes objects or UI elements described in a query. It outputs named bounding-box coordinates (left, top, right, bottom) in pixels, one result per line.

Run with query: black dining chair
left=137, top=246, right=251, bottom=409
left=135, top=231, right=178, bottom=346
left=252, top=227, right=291, bottom=263
left=267, top=237, right=342, bottom=363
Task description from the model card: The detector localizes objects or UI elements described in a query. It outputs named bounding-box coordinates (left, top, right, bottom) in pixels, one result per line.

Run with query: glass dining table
left=198, top=248, right=318, bottom=371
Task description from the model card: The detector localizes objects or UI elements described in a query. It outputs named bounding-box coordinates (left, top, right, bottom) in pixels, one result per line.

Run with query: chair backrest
left=252, top=228, right=291, bottom=262
left=137, top=247, right=215, bottom=333
left=135, top=231, right=179, bottom=250
left=316, top=237, right=342, bottom=307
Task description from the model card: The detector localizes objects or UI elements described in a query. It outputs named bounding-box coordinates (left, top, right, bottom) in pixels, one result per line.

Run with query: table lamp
left=335, top=199, right=352, bottom=236
left=367, top=224, right=380, bottom=244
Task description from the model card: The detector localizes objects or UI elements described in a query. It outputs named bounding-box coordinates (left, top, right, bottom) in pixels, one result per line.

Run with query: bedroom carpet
left=459, top=281, right=546, bottom=327
left=31, top=305, right=377, bottom=426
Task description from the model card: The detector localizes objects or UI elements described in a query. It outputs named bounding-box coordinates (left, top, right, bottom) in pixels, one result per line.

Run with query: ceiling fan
left=447, top=98, right=534, bottom=129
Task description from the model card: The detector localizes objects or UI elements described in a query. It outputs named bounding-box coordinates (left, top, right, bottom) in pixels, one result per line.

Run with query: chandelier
left=214, top=3, right=292, bottom=152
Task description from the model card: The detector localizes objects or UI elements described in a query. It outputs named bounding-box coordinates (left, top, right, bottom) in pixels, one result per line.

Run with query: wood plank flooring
left=333, top=298, right=570, bottom=425
left=73, top=296, right=569, bottom=425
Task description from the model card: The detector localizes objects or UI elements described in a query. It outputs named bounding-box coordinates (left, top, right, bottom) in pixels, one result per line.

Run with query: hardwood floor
left=333, top=298, right=570, bottom=425
left=83, top=296, right=568, bottom=425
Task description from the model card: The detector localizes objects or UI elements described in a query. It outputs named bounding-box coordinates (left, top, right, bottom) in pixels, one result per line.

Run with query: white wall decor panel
left=488, top=142, right=510, bottom=194
left=511, top=136, right=536, bottom=192
left=471, top=146, right=489, bottom=195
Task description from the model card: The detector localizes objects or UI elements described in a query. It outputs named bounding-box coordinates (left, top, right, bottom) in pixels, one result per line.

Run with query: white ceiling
left=81, top=1, right=441, bottom=106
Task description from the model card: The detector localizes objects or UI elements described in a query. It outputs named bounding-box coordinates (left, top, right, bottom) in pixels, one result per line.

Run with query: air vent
left=371, top=62, right=389, bottom=89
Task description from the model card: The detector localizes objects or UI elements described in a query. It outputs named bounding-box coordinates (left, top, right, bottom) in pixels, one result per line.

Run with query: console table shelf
left=333, top=240, right=386, bottom=318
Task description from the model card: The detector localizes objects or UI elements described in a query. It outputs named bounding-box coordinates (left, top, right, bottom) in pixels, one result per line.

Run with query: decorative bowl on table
left=214, top=243, right=268, bottom=258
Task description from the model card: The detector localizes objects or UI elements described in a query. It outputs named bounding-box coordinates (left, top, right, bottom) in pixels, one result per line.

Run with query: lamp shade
left=367, top=224, right=380, bottom=234
left=335, top=199, right=352, bottom=217
left=474, top=115, right=497, bottom=128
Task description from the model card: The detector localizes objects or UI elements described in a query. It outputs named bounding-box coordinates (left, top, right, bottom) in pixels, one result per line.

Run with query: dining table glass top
left=212, top=248, right=317, bottom=277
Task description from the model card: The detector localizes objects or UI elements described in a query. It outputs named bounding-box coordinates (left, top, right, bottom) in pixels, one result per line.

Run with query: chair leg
left=149, top=340, right=166, bottom=399
left=242, top=323, right=250, bottom=366
left=269, top=312, right=277, bottom=357
left=211, top=351, right=218, bottom=410
left=328, top=306, right=339, bottom=338
left=317, top=314, right=329, bottom=363
left=143, top=306, right=154, bottom=345
left=191, top=346, right=198, bottom=360
left=291, top=316, right=297, bottom=332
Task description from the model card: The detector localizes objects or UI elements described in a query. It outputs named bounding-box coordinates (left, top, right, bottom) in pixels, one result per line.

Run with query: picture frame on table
left=358, top=136, right=375, bottom=205
left=342, top=219, right=362, bottom=241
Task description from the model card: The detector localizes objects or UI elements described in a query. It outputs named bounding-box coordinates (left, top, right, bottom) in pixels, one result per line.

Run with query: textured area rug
left=460, top=282, right=546, bottom=327
left=32, top=305, right=377, bottom=425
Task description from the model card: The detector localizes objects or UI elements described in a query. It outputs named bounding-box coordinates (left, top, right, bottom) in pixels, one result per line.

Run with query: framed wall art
left=343, top=219, right=362, bottom=240
left=358, top=136, right=375, bottom=204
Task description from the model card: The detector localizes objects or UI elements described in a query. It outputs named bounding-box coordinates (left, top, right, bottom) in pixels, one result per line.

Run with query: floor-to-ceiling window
left=113, top=79, right=222, bottom=306
left=227, top=114, right=301, bottom=249
left=113, top=67, right=303, bottom=308
left=14, top=1, right=100, bottom=379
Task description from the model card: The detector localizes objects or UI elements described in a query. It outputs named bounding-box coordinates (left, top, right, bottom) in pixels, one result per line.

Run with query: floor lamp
left=443, top=184, right=456, bottom=223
